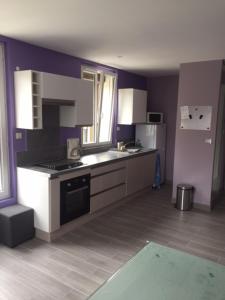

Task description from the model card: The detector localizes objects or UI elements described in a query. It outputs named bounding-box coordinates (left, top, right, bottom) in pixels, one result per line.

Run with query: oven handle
left=66, top=185, right=89, bottom=195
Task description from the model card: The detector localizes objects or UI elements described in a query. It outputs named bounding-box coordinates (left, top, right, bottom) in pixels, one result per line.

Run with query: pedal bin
left=176, top=184, right=193, bottom=211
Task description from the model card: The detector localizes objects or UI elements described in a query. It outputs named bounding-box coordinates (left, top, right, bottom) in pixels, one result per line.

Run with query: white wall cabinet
left=59, top=78, right=93, bottom=127
left=14, top=70, right=94, bottom=129
left=41, top=72, right=78, bottom=101
left=15, top=70, right=42, bottom=129
left=118, top=88, right=147, bottom=124
left=126, top=152, right=156, bottom=196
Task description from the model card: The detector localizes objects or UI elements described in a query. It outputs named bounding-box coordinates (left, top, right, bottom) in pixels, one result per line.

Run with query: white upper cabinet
left=15, top=70, right=43, bottom=129
left=59, top=78, right=93, bottom=127
left=14, top=70, right=94, bottom=129
left=41, top=72, right=77, bottom=101
left=118, top=88, right=147, bottom=124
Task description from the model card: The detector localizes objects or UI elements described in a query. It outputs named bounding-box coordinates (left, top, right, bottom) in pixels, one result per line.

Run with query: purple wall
left=172, top=60, right=223, bottom=208
left=0, top=35, right=147, bottom=208
left=147, top=75, right=179, bottom=182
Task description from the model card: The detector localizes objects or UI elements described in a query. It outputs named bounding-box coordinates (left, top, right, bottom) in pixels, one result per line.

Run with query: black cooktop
left=35, top=160, right=83, bottom=171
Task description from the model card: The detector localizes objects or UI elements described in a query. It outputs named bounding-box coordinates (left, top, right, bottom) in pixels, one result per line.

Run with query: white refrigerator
left=135, top=124, right=166, bottom=184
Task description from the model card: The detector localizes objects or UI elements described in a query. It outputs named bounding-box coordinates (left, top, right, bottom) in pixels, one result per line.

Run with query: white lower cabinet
left=90, top=161, right=126, bottom=213
left=91, top=168, right=126, bottom=195
left=126, top=152, right=156, bottom=196
left=17, top=167, right=90, bottom=233
left=91, top=184, right=126, bottom=213
left=17, top=168, right=60, bottom=233
left=16, top=152, right=156, bottom=236
left=90, top=153, right=156, bottom=213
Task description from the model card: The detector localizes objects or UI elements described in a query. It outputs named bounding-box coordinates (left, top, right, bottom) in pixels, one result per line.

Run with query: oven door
left=60, top=174, right=90, bottom=225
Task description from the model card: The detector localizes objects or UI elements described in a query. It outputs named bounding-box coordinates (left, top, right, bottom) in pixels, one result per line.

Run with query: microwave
left=146, top=112, right=163, bottom=124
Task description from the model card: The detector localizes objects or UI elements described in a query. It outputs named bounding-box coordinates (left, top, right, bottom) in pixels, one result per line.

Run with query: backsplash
left=17, top=105, right=67, bottom=165
left=16, top=105, right=111, bottom=166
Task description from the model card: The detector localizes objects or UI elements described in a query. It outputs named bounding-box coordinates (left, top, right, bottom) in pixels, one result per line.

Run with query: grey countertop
left=18, top=148, right=157, bottom=178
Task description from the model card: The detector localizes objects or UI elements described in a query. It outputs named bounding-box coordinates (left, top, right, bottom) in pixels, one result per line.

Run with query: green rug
left=88, top=242, right=225, bottom=300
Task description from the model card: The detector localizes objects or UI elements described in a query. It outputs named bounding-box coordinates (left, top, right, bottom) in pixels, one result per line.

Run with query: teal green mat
left=88, top=242, right=225, bottom=300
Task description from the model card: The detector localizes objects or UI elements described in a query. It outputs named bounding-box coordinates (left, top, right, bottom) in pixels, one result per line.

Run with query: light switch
left=117, top=126, right=120, bottom=131
left=205, top=138, right=212, bottom=144
left=16, top=132, right=22, bottom=140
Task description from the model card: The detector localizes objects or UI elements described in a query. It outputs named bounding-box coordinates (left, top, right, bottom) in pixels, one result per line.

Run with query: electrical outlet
left=16, top=132, right=22, bottom=140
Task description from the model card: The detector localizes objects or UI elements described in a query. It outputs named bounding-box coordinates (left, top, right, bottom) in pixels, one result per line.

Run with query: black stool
left=0, top=204, right=34, bottom=248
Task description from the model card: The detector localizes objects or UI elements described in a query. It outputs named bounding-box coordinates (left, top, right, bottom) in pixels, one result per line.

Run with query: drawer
left=90, top=184, right=126, bottom=213
left=91, top=168, right=126, bottom=195
left=91, top=161, right=126, bottom=177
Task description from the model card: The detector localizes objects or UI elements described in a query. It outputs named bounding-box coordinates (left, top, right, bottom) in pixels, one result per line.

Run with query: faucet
left=118, top=141, right=135, bottom=151
left=123, top=141, right=135, bottom=148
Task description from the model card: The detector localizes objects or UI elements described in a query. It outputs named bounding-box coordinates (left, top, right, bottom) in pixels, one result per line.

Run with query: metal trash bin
left=176, top=184, right=193, bottom=211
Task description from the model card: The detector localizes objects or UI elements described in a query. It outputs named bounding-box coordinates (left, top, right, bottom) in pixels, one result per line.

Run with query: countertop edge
left=17, top=149, right=157, bottom=178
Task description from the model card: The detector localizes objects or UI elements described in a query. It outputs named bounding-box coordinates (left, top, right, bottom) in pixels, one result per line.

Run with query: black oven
left=60, top=174, right=90, bottom=225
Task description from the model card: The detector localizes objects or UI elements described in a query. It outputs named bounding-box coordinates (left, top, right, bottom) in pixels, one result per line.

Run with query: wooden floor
left=1, top=185, right=225, bottom=300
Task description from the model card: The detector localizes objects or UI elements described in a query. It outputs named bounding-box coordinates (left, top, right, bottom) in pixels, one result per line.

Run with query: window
left=81, top=67, right=116, bottom=146
left=0, top=44, right=10, bottom=200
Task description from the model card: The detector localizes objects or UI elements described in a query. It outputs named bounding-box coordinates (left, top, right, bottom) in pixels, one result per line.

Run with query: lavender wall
left=147, top=75, right=179, bottom=182
left=172, top=60, right=223, bottom=208
left=0, top=35, right=147, bottom=208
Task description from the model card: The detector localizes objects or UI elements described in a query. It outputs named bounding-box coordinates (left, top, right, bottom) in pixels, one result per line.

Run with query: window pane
left=0, top=44, right=10, bottom=200
left=82, top=70, right=97, bottom=145
left=99, top=74, right=115, bottom=143
left=82, top=126, right=96, bottom=144
left=81, top=67, right=116, bottom=146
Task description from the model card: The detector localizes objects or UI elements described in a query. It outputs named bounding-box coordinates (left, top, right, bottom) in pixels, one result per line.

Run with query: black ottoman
left=0, top=204, right=34, bottom=248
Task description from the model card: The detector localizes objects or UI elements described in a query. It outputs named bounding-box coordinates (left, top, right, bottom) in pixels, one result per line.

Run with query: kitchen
left=14, top=69, right=158, bottom=241
left=1, top=1, right=225, bottom=299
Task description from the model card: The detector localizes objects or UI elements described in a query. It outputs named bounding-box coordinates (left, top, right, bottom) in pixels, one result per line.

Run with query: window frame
left=81, top=66, right=117, bottom=148
left=0, top=43, right=10, bottom=200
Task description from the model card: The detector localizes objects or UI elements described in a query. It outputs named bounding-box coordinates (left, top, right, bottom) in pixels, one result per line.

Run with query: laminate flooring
left=1, top=185, right=225, bottom=300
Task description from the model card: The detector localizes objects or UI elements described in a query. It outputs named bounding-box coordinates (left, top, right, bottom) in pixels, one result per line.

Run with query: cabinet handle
left=67, top=186, right=89, bottom=195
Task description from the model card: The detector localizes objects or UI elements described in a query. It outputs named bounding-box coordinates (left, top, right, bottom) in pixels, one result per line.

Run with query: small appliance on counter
left=67, top=138, right=80, bottom=160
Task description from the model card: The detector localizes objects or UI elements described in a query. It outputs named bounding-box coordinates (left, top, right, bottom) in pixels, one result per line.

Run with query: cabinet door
left=59, top=79, right=93, bottom=127
left=75, top=79, right=93, bottom=126
left=118, top=89, right=133, bottom=124
left=17, top=168, right=60, bottom=233
left=91, top=168, right=126, bottom=195
left=118, top=89, right=147, bottom=124
left=91, top=184, right=126, bottom=213
left=126, top=153, right=156, bottom=196
left=41, top=72, right=76, bottom=101
left=132, top=89, right=147, bottom=123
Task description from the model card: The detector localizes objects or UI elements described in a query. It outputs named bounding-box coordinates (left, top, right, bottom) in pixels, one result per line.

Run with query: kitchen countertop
left=18, top=148, right=157, bottom=178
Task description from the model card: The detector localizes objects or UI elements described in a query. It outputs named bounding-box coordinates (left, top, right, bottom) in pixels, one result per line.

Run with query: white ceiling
left=1, top=0, right=225, bottom=76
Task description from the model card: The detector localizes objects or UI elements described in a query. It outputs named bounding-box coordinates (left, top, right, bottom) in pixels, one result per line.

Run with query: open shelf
left=32, top=72, right=40, bottom=84
left=31, top=71, right=42, bottom=129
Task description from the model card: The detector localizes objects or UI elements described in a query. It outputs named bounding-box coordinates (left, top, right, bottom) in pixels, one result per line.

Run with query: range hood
left=42, top=98, right=75, bottom=106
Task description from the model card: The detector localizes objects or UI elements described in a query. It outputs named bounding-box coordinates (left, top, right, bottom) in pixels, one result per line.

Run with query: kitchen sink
left=108, top=148, right=142, bottom=155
